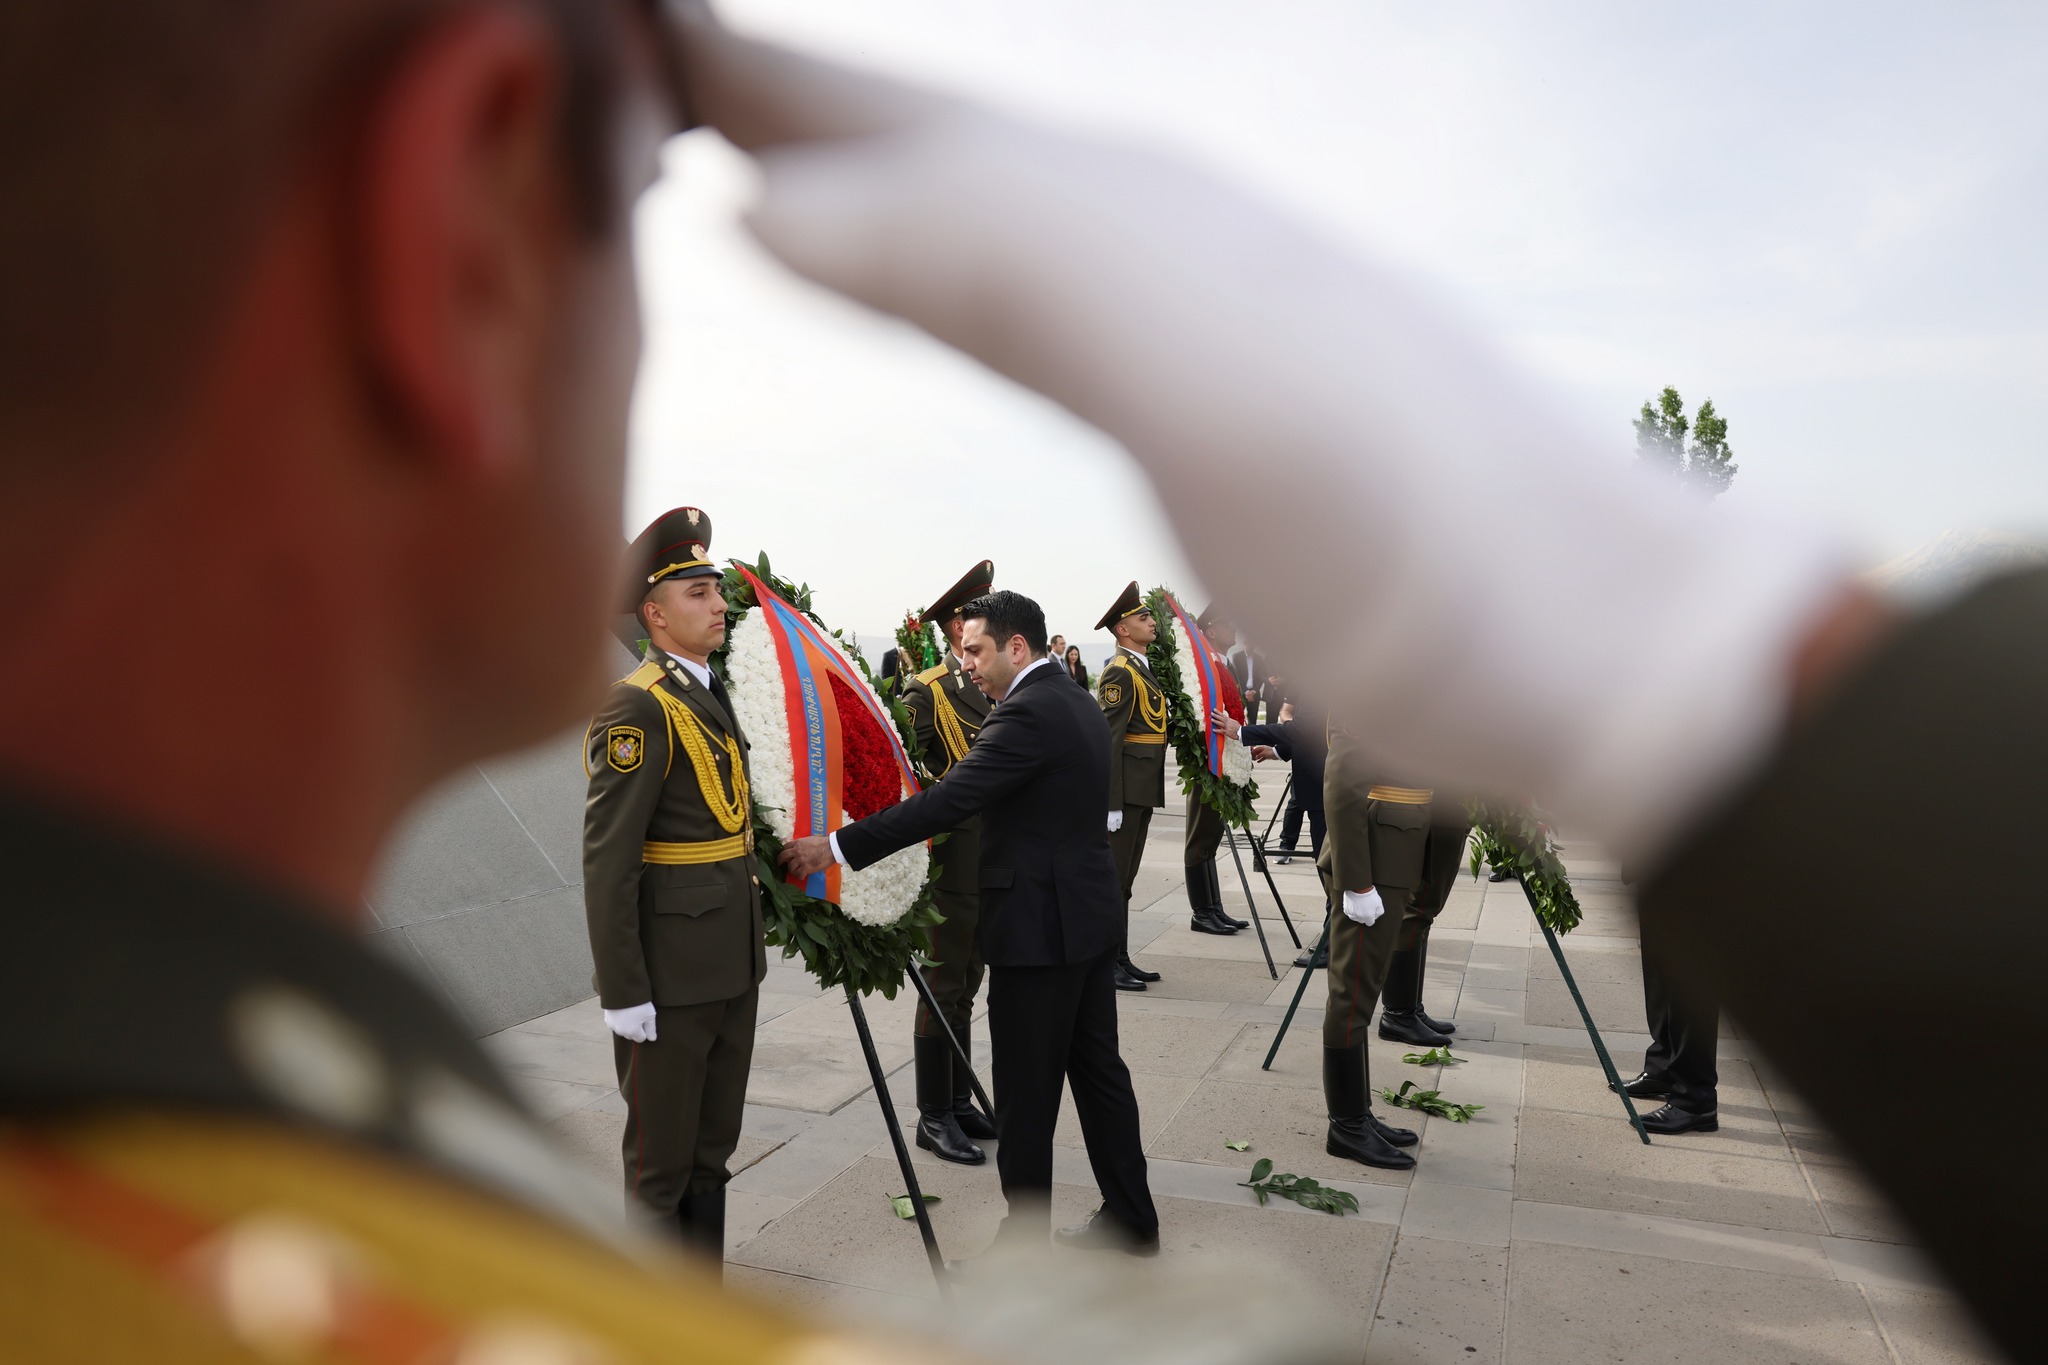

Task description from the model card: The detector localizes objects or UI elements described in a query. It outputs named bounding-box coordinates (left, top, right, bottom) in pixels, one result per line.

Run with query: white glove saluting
left=1341, top=888, right=1385, bottom=926
left=1107, top=810, right=1124, bottom=833
left=674, top=12, right=1855, bottom=868
left=603, top=1002, right=658, bottom=1043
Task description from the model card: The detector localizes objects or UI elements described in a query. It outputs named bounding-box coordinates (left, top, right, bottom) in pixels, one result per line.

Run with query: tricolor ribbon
left=736, top=566, right=921, bottom=900
left=1158, top=591, right=1228, bottom=777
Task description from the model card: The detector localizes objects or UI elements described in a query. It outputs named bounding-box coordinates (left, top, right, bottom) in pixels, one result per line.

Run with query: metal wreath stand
left=1253, top=850, right=1651, bottom=1145
left=839, top=960, right=1001, bottom=1296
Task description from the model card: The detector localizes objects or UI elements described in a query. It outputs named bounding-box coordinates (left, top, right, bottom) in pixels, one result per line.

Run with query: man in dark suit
left=781, top=590, right=1159, bottom=1254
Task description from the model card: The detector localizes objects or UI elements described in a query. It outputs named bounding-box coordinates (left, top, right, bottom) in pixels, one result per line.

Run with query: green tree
left=1633, top=386, right=1737, bottom=499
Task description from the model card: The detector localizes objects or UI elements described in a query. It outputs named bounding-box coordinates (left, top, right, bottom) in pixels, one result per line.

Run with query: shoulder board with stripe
left=916, top=663, right=950, bottom=684
left=619, top=660, right=664, bottom=691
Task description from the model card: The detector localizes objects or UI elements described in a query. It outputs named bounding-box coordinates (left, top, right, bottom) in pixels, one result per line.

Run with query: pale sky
left=627, top=0, right=2048, bottom=655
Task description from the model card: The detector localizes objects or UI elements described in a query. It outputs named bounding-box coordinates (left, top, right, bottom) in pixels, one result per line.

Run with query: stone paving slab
left=480, top=768, right=1999, bottom=1364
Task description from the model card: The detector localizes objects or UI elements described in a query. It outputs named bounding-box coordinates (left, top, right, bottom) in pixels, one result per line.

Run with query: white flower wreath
left=722, top=610, right=930, bottom=929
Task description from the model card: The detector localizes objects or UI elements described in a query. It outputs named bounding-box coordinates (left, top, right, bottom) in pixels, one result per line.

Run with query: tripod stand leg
left=845, top=987, right=952, bottom=1291
left=1247, top=834, right=1303, bottom=949
left=905, top=963, right=995, bottom=1126
left=1259, top=773, right=1292, bottom=848
left=1222, top=827, right=1277, bottom=979
left=1516, top=879, right=1651, bottom=1146
left=1264, top=904, right=1333, bottom=1070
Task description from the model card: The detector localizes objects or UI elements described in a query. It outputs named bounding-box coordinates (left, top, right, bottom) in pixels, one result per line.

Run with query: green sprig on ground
left=1402, top=1047, right=1463, bottom=1067
left=1382, top=1080, right=1484, bottom=1123
left=1239, top=1159, right=1359, bottom=1215
left=890, top=1194, right=941, bottom=1220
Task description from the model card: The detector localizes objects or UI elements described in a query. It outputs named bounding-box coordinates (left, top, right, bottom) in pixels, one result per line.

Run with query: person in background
left=1065, top=643, right=1091, bottom=688
left=1228, top=639, right=1264, bottom=726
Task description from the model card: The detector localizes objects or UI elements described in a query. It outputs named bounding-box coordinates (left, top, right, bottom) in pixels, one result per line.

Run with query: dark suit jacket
left=1243, top=704, right=1326, bottom=812
left=835, top=661, right=1121, bottom=968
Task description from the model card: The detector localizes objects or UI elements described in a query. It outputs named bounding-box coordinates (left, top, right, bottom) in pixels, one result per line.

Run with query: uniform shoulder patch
left=1101, top=680, right=1123, bottom=706
left=916, top=663, right=949, bottom=684
left=605, top=725, right=646, bottom=773
left=620, top=660, right=664, bottom=691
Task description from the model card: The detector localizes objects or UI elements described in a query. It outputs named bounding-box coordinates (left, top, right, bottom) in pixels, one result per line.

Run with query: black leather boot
left=913, top=1034, right=985, bottom=1164
left=1322, top=1045, right=1415, bottom=1170
left=1294, top=940, right=1329, bottom=970
left=949, top=1021, right=999, bottom=1140
left=1413, top=924, right=1455, bottom=1036
left=1378, top=940, right=1454, bottom=1047
left=1207, top=862, right=1250, bottom=930
left=1370, top=1111, right=1419, bottom=1147
left=1119, top=929, right=1160, bottom=982
left=1187, top=864, right=1238, bottom=935
left=1641, top=1101, right=1719, bottom=1134
left=676, top=1188, right=727, bottom=1276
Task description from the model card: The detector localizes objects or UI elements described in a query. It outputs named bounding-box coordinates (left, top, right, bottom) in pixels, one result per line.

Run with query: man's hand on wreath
left=1211, top=711, right=1242, bottom=740
left=1251, top=745, right=1279, bottom=761
left=780, top=834, right=836, bottom=878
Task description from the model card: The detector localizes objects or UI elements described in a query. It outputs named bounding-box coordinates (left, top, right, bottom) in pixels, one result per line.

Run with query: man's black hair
left=960, top=590, right=1048, bottom=658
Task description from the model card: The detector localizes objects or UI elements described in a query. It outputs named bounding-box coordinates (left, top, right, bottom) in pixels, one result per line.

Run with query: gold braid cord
left=1128, top=665, right=1167, bottom=733
left=653, top=691, right=750, bottom=834
left=929, top=684, right=971, bottom=765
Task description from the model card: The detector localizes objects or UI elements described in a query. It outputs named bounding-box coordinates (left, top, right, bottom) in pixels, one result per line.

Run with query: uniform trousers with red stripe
left=613, top=984, right=758, bottom=1218
left=1322, top=883, right=1415, bottom=1049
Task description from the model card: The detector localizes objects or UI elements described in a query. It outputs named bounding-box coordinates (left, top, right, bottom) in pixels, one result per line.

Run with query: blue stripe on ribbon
left=770, top=598, right=831, bottom=899
left=1171, top=596, right=1227, bottom=777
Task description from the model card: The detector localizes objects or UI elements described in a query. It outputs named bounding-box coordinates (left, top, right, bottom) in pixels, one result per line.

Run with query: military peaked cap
left=919, top=560, right=995, bottom=624
left=1095, top=580, right=1150, bottom=632
left=626, top=506, right=718, bottom=610
left=1196, top=602, right=1232, bottom=637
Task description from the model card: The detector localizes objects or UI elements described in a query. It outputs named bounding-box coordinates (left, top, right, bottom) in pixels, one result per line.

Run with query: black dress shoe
left=1487, top=867, right=1514, bottom=882
left=1113, top=963, right=1148, bottom=991
left=1417, top=1009, right=1456, bottom=1036
left=1369, top=1112, right=1418, bottom=1147
left=1640, top=1102, right=1718, bottom=1134
left=1119, top=954, right=1161, bottom=982
left=1054, top=1207, right=1160, bottom=1256
left=1616, top=1070, right=1673, bottom=1099
left=1326, top=1116, right=1416, bottom=1170
left=915, top=1112, right=987, bottom=1164
left=1219, top=913, right=1251, bottom=930
left=1377, top=1009, right=1453, bottom=1048
left=1189, top=908, right=1239, bottom=936
left=1294, top=943, right=1329, bottom=970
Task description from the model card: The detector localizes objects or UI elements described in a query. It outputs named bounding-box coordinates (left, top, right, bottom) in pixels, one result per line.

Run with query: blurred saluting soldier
left=585, top=507, right=765, bottom=1270
left=901, top=560, right=1002, bottom=1165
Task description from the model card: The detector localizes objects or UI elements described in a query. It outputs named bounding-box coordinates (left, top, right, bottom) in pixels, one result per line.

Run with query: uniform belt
left=1127, top=733, right=1168, bottom=745
left=1367, top=785, right=1434, bottom=804
left=643, top=833, right=751, bottom=864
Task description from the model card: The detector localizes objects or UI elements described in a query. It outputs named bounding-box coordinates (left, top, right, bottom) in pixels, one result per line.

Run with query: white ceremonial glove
left=603, top=1002, right=658, bottom=1043
left=1341, top=889, right=1385, bottom=927
left=679, top=23, right=1858, bottom=865
left=1107, top=810, right=1124, bottom=833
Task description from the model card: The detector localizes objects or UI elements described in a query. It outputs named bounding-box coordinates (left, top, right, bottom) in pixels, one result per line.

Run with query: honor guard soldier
left=1316, top=719, right=1470, bottom=1170
left=902, top=559, right=1002, bottom=1165
left=1181, top=605, right=1253, bottom=938
left=584, top=507, right=765, bottom=1270
left=1095, top=582, right=1170, bottom=989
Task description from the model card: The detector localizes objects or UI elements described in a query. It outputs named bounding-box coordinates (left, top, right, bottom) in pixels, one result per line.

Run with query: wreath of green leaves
left=890, top=613, right=945, bottom=696
left=1465, top=801, right=1582, bottom=935
left=1145, top=586, right=1259, bottom=829
left=713, top=552, right=942, bottom=998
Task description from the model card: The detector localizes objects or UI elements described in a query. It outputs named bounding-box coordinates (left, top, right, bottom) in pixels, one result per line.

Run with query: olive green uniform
left=1098, top=647, right=1169, bottom=906
left=903, top=654, right=993, bottom=1040
left=1317, top=723, right=1467, bottom=1050
left=584, top=652, right=765, bottom=1227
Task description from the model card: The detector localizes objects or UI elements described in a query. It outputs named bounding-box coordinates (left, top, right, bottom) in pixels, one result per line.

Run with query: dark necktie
left=706, top=669, right=734, bottom=718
